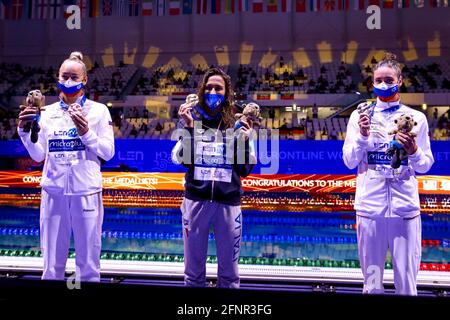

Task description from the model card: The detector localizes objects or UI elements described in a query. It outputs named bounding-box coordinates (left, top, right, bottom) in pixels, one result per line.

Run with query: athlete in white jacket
left=343, top=53, right=433, bottom=295
left=18, top=52, right=114, bottom=282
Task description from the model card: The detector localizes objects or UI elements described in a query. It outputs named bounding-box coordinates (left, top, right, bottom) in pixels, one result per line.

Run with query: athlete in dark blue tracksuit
left=172, top=68, right=255, bottom=288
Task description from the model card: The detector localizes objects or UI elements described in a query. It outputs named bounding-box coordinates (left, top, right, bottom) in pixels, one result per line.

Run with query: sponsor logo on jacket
left=48, top=138, right=85, bottom=152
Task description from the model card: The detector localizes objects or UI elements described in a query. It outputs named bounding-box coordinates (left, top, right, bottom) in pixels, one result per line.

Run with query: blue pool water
left=0, top=206, right=449, bottom=263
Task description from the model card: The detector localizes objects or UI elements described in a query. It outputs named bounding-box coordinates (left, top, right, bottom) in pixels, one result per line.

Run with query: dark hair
left=198, top=67, right=236, bottom=129
left=373, top=52, right=402, bottom=79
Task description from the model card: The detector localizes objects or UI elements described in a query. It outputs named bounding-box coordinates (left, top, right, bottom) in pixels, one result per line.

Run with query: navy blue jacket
left=173, top=117, right=255, bottom=205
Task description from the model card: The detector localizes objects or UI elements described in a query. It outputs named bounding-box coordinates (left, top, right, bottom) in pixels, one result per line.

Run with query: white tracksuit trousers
left=40, top=189, right=104, bottom=282
left=357, top=214, right=422, bottom=295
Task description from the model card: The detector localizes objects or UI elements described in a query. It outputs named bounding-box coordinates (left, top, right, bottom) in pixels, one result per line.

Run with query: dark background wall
left=1, top=8, right=449, bottom=67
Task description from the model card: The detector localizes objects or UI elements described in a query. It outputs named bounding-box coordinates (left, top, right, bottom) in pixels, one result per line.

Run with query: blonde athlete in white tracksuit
left=343, top=54, right=434, bottom=295
left=18, top=52, right=114, bottom=282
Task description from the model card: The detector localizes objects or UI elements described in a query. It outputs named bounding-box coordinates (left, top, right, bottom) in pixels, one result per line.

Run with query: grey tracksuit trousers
left=181, top=197, right=242, bottom=288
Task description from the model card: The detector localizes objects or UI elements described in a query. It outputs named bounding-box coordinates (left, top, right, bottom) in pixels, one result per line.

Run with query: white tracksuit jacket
left=343, top=99, right=434, bottom=218
left=19, top=97, right=115, bottom=195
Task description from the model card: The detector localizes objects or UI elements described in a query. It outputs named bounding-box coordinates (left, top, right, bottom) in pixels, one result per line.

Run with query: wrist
left=408, top=145, right=418, bottom=155
left=359, top=130, right=369, bottom=137
left=79, top=128, right=89, bottom=136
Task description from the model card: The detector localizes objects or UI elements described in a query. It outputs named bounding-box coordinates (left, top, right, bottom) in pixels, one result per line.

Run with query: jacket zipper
left=209, top=120, right=223, bottom=203
left=386, top=179, right=392, bottom=217
left=210, top=172, right=215, bottom=202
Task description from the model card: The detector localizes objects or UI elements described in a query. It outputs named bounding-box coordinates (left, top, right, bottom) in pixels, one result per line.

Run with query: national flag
left=114, top=0, right=127, bottom=15
left=210, top=0, right=220, bottom=13
left=281, top=93, right=294, bottom=100
left=2, top=0, right=23, bottom=20
left=1, top=0, right=10, bottom=20
left=0, top=1, right=5, bottom=20
left=142, top=0, right=152, bottom=15
left=88, top=0, right=100, bottom=17
left=196, top=0, right=206, bottom=13
left=9, top=0, right=24, bottom=20
left=169, top=0, right=180, bottom=14
left=428, top=0, right=444, bottom=6
left=238, top=0, right=250, bottom=11
left=337, top=0, right=348, bottom=9
left=281, top=0, right=292, bottom=11
left=182, top=0, right=192, bottom=13
left=102, top=0, right=113, bottom=15
left=157, top=0, right=165, bottom=15
left=354, top=0, right=364, bottom=9
left=309, top=0, right=320, bottom=11
left=47, top=0, right=61, bottom=19
left=21, top=0, right=33, bottom=19
left=295, top=0, right=306, bottom=11
left=256, top=93, right=271, bottom=100
left=224, top=0, right=235, bottom=13
left=76, top=0, right=87, bottom=17
left=397, top=0, right=410, bottom=7
left=129, top=0, right=139, bottom=15
left=382, top=0, right=393, bottom=7
left=35, top=0, right=48, bottom=19
left=2, top=1, right=9, bottom=19
left=267, top=0, right=277, bottom=12
left=324, top=0, right=335, bottom=10
left=252, top=0, right=263, bottom=12
left=8, top=0, right=25, bottom=19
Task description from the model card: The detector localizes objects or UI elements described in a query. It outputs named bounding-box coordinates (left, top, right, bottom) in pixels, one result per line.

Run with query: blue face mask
left=204, top=93, right=225, bottom=110
left=373, top=82, right=399, bottom=98
left=57, top=80, right=84, bottom=95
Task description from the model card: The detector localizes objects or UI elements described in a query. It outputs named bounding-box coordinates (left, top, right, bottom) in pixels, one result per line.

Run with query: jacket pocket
left=391, top=176, right=420, bottom=216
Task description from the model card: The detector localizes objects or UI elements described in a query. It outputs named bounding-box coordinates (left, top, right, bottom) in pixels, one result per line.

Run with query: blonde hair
left=60, top=51, right=87, bottom=79
left=373, top=52, right=402, bottom=79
